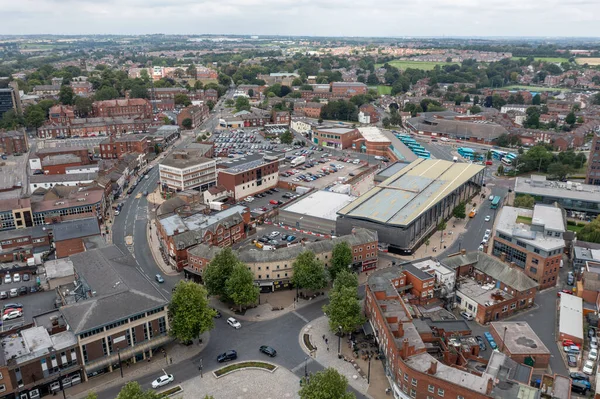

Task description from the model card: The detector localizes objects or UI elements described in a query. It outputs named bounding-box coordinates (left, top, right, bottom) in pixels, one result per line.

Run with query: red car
left=269, top=200, right=278, bottom=205
left=558, top=289, right=573, bottom=297
left=562, top=339, right=580, bottom=348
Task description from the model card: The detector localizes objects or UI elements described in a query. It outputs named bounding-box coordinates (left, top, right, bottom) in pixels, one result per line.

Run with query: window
left=502, top=305, right=508, bottom=312
left=516, top=240, right=527, bottom=248
left=438, top=388, right=445, bottom=397
left=510, top=303, right=516, bottom=309
left=428, top=385, right=435, bottom=393
left=533, top=248, right=540, bottom=254
left=404, top=373, right=409, bottom=382
left=410, top=389, right=417, bottom=398
left=457, top=396, right=464, bottom=399
left=532, top=258, right=539, bottom=265
left=411, top=378, right=417, bottom=387
left=0, top=384, right=6, bottom=392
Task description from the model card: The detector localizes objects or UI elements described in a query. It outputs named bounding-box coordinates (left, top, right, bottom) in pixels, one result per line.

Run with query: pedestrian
left=170, top=357, right=173, bottom=365
left=325, top=338, right=328, bottom=345
left=322, top=334, right=326, bottom=341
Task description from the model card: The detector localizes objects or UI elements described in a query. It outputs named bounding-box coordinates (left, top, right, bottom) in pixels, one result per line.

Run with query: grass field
left=510, top=56, right=568, bottom=63
left=375, top=60, right=455, bottom=71
left=576, top=57, right=600, bottom=66
left=369, top=85, right=392, bottom=95
left=503, top=85, right=567, bottom=92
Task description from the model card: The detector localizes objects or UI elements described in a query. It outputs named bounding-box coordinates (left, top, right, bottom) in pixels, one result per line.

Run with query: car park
left=259, top=345, right=277, bottom=357
left=217, top=350, right=238, bottom=363
left=227, top=317, right=241, bottom=329
left=151, top=374, right=174, bottom=389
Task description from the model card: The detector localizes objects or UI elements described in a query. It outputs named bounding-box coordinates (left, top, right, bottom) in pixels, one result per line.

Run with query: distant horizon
left=3, top=0, right=600, bottom=38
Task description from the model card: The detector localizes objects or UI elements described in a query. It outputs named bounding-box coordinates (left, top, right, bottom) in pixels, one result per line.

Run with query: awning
left=362, top=321, right=374, bottom=336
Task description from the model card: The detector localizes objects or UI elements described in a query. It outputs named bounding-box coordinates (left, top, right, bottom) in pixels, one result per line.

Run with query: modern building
left=337, top=159, right=485, bottom=254
left=278, top=190, right=357, bottom=235
left=312, top=126, right=360, bottom=149
left=216, top=154, right=280, bottom=200
left=0, top=130, right=28, bottom=155
left=0, top=82, right=22, bottom=118
left=572, top=240, right=600, bottom=271
left=515, top=175, right=600, bottom=216
left=489, top=322, right=551, bottom=368
left=58, top=246, right=170, bottom=380
left=492, top=204, right=565, bottom=289
left=442, top=252, right=538, bottom=324
left=187, top=228, right=378, bottom=289
left=30, top=188, right=105, bottom=226
left=99, top=134, right=149, bottom=160
left=0, top=198, right=33, bottom=230
left=159, top=151, right=217, bottom=192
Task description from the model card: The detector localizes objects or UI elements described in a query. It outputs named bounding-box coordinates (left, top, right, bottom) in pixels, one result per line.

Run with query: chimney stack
left=461, top=249, right=466, bottom=255
left=427, top=360, right=438, bottom=375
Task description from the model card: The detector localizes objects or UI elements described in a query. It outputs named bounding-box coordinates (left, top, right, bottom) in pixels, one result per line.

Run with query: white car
left=589, top=348, right=598, bottom=361
left=227, top=317, right=241, bottom=329
left=489, top=195, right=494, bottom=201
left=485, top=229, right=491, bottom=235
left=478, top=245, right=484, bottom=252
left=151, top=374, right=174, bottom=389
left=269, top=231, right=280, bottom=238
left=13, top=274, right=20, bottom=283
left=245, top=196, right=254, bottom=202
left=484, top=215, right=491, bottom=222
left=2, top=310, right=22, bottom=321
left=3, top=275, right=11, bottom=284
left=582, top=360, right=595, bottom=375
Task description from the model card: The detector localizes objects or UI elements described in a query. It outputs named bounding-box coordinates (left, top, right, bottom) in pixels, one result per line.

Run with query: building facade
left=312, top=126, right=360, bottom=149
left=217, top=155, right=279, bottom=200
left=99, top=134, right=148, bottom=160
left=92, top=99, right=152, bottom=119
left=159, top=151, right=217, bottom=192
left=177, top=105, right=209, bottom=129
left=0, top=130, right=28, bottom=155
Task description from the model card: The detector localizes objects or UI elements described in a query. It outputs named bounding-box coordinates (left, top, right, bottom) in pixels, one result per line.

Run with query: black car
left=589, top=327, right=597, bottom=339
left=475, top=336, right=486, bottom=351
left=570, top=372, right=590, bottom=382
left=19, top=286, right=28, bottom=295
left=3, top=303, right=22, bottom=310
left=258, top=237, right=269, bottom=244
left=22, top=274, right=30, bottom=282
left=259, top=345, right=277, bottom=357
left=217, top=350, right=238, bottom=363
left=29, top=286, right=38, bottom=293
left=571, top=380, right=590, bottom=395
left=213, top=309, right=222, bottom=318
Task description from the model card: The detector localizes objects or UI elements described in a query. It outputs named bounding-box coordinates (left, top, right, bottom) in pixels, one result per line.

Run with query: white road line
left=292, top=311, right=309, bottom=323
left=291, top=358, right=312, bottom=373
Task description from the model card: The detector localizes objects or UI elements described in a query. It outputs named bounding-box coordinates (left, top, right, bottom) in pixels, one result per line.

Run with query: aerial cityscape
left=2, top=8, right=600, bottom=399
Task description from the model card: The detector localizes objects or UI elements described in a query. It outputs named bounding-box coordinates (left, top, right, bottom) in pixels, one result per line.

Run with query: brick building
left=53, top=218, right=101, bottom=258
left=99, top=134, right=149, bottom=160
left=217, top=154, right=279, bottom=200
left=204, top=89, right=218, bottom=102
left=492, top=204, right=565, bottom=289
left=358, top=104, right=380, bottom=124
left=30, top=187, right=105, bottom=226
left=271, top=110, right=291, bottom=125
left=331, top=82, right=368, bottom=98
left=587, top=130, right=600, bottom=185
left=92, top=98, right=152, bottom=119
left=38, top=116, right=157, bottom=139
left=71, top=81, right=93, bottom=96
left=489, top=322, right=551, bottom=368
left=36, top=147, right=91, bottom=165
left=0, top=130, right=28, bottom=155
left=354, top=126, right=392, bottom=158
left=294, top=102, right=324, bottom=118
left=49, top=105, right=75, bottom=124
left=196, top=67, right=218, bottom=80
left=402, top=264, right=437, bottom=305
left=150, top=87, right=188, bottom=100
left=59, top=246, right=170, bottom=379
left=312, top=126, right=360, bottom=149
left=0, top=225, right=51, bottom=263
left=177, top=104, right=209, bottom=129
left=41, top=154, right=88, bottom=175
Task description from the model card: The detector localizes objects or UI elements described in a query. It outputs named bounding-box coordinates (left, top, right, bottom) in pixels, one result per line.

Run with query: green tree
left=174, top=94, right=192, bottom=107
left=329, top=242, right=353, bottom=282
left=469, top=105, right=482, bottom=114
left=203, top=247, right=238, bottom=300
left=248, top=88, right=254, bottom=98
left=24, top=105, right=46, bottom=129
left=299, top=368, right=355, bottom=399
left=168, top=281, right=215, bottom=343
left=206, top=100, right=215, bottom=111
left=235, top=96, right=251, bottom=112
left=218, top=73, right=232, bottom=86
left=181, top=118, right=193, bottom=130
left=95, top=86, right=120, bottom=100
left=514, top=194, right=535, bottom=209
left=382, top=117, right=391, bottom=128
left=547, top=162, right=571, bottom=180
left=578, top=215, right=600, bottom=243
left=332, top=269, right=358, bottom=293
left=85, top=393, right=98, bottom=399
left=225, top=263, right=260, bottom=311
left=186, top=65, right=197, bottom=78
left=58, top=85, right=75, bottom=105
left=497, top=164, right=504, bottom=175
left=323, top=285, right=364, bottom=334
left=486, top=151, right=492, bottom=161
left=292, top=78, right=303, bottom=86
left=116, top=381, right=160, bottom=399
left=129, top=84, right=149, bottom=99
left=532, top=94, right=541, bottom=105
left=425, top=239, right=430, bottom=253
left=366, top=73, right=379, bottom=85
left=292, top=251, right=327, bottom=293
left=280, top=130, right=293, bottom=144
left=452, top=202, right=466, bottom=220
left=74, top=96, right=93, bottom=117
left=38, top=99, right=57, bottom=114
left=565, top=111, right=576, bottom=125
left=437, top=221, right=447, bottom=246
left=224, top=99, right=234, bottom=107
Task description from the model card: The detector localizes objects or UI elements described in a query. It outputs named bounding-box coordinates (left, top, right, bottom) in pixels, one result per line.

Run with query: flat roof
left=282, top=191, right=356, bottom=221
left=559, top=293, right=583, bottom=340
left=495, top=206, right=565, bottom=252
left=316, top=127, right=356, bottom=135
left=160, top=152, right=214, bottom=170
left=357, top=126, right=390, bottom=143
left=159, top=205, right=246, bottom=236
left=515, top=175, right=600, bottom=203
left=490, top=322, right=550, bottom=355
left=338, top=159, right=484, bottom=227
left=458, top=278, right=514, bottom=306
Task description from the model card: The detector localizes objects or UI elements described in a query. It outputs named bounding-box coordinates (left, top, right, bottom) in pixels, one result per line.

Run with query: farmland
left=510, top=56, right=568, bottom=63
left=575, top=58, right=600, bottom=66
left=375, top=60, right=456, bottom=71
left=502, top=85, right=567, bottom=92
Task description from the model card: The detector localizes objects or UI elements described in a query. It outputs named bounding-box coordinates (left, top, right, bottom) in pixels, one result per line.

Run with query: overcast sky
left=2, top=0, right=600, bottom=37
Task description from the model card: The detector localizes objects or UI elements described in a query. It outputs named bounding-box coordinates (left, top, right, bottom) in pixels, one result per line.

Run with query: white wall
left=29, top=158, right=42, bottom=170
left=234, top=172, right=279, bottom=199
left=66, top=166, right=99, bottom=174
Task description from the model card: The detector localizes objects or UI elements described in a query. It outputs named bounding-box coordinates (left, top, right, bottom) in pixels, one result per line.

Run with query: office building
left=159, top=150, right=217, bottom=192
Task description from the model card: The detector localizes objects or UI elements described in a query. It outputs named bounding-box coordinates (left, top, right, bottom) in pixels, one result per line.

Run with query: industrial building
left=337, top=159, right=485, bottom=253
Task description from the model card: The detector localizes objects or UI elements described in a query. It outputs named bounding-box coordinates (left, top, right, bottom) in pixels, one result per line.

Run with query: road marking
left=292, top=311, right=309, bottom=323
left=291, top=358, right=313, bottom=373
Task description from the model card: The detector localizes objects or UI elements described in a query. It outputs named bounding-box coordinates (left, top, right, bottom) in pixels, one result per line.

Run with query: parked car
left=29, top=286, right=38, bottom=293
left=212, top=309, right=222, bottom=318
left=562, top=339, right=579, bottom=347
left=475, top=336, right=486, bottom=351
left=460, top=311, right=474, bottom=321
left=558, top=289, right=573, bottom=297
left=155, top=274, right=165, bottom=284
left=227, top=317, right=241, bottom=329
left=269, top=231, right=280, bottom=238
left=564, top=345, right=581, bottom=354
left=570, top=372, right=590, bottom=381
left=591, top=336, right=598, bottom=350
left=588, top=348, right=598, bottom=361
left=571, top=379, right=591, bottom=394
left=484, top=215, right=491, bottom=222
left=582, top=360, right=595, bottom=375
left=567, top=354, right=578, bottom=367
left=217, top=350, right=238, bottom=363
left=588, top=327, right=597, bottom=339
left=18, top=286, right=27, bottom=295
left=151, top=374, right=174, bottom=389
left=269, top=200, right=279, bottom=205
left=4, top=303, right=22, bottom=310
left=4, top=275, right=11, bottom=284
left=0, top=292, right=6, bottom=299
left=22, top=274, right=30, bottom=282
left=9, top=288, right=18, bottom=298
left=567, top=271, right=575, bottom=285
left=259, top=345, right=277, bottom=357
left=287, top=235, right=296, bottom=242
left=2, top=310, right=22, bottom=321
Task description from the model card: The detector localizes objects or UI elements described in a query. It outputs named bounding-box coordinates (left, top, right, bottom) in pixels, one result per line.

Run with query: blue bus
left=457, top=147, right=475, bottom=159
left=502, top=153, right=517, bottom=166
left=490, top=149, right=507, bottom=160
left=413, top=149, right=431, bottom=159
left=491, top=196, right=501, bottom=209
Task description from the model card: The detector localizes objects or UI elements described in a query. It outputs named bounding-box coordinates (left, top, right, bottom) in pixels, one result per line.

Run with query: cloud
left=2, top=0, right=600, bottom=36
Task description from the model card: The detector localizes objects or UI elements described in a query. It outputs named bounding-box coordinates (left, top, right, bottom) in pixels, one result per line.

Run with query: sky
left=2, top=0, right=600, bottom=37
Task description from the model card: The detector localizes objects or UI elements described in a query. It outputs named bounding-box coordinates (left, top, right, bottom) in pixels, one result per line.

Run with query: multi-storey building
left=0, top=130, right=28, bottom=155
left=48, top=105, right=75, bottom=124
left=358, top=104, right=380, bottom=124
left=216, top=154, right=279, bottom=200
left=312, top=126, right=360, bottom=149
left=59, top=245, right=170, bottom=380
left=331, top=82, right=368, bottom=98
left=92, top=99, right=152, bottom=119
left=71, top=81, right=93, bottom=96
left=35, top=147, right=91, bottom=165
left=492, top=204, right=565, bottom=289
left=294, top=102, right=324, bottom=118
left=30, top=188, right=105, bottom=226
left=177, top=105, right=209, bottom=129
left=187, top=228, right=378, bottom=289
left=0, top=224, right=51, bottom=262
left=586, top=131, right=600, bottom=185
left=270, top=110, right=291, bottom=125
left=32, top=85, right=61, bottom=96
left=0, top=198, right=33, bottom=231
left=159, top=151, right=217, bottom=192
left=99, top=134, right=148, bottom=160
left=0, top=82, right=22, bottom=118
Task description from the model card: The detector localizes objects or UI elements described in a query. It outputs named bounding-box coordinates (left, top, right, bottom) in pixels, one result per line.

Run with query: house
left=177, top=105, right=209, bottom=129
left=358, top=104, right=380, bottom=124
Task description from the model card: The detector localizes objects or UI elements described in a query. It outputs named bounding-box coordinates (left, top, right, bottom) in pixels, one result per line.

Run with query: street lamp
left=304, top=356, right=309, bottom=380
left=367, top=354, right=373, bottom=384
left=337, top=325, right=342, bottom=357
left=117, top=348, right=123, bottom=378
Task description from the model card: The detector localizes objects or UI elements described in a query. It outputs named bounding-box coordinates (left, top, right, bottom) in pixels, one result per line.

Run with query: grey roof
left=60, top=245, right=168, bottom=334
left=52, top=218, right=101, bottom=241
left=495, top=206, right=565, bottom=252
left=159, top=205, right=246, bottom=237
left=160, top=153, right=214, bottom=170
left=407, top=116, right=508, bottom=141
left=442, top=252, right=538, bottom=292
left=486, top=351, right=538, bottom=399
left=30, top=172, right=98, bottom=183
left=375, top=162, right=411, bottom=181
left=514, top=175, right=600, bottom=204
left=403, top=263, right=433, bottom=281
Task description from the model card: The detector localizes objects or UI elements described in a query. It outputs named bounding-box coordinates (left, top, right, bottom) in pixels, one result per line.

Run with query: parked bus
left=501, top=153, right=517, bottom=166
left=490, top=149, right=507, bottom=160
left=457, top=147, right=475, bottom=159
left=491, top=196, right=501, bottom=209
left=413, top=150, right=431, bottom=159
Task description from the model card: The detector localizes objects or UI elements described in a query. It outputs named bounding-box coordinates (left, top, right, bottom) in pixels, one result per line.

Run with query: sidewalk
left=147, top=219, right=179, bottom=276
left=300, top=316, right=389, bottom=398
left=66, top=332, right=209, bottom=399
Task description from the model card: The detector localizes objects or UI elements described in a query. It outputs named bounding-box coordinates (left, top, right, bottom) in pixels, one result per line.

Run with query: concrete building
left=411, top=258, right=455, bottom=299
left=489, top=322, right=551, bottom=368
left=187, top=229, right=378, bottom=289
left=59, top=246, right=170, bottom=380
left=278, top=190, right=356, bottom=236
left=492, top=204, right=565, bottom=289
left=337, top=159, right=485, bottom=254
left=0, top=82, right=22, bottom=118
left=159, top=151, right=217, bottom=192
left=216, top=154, right=279, bottom=200
left=358, top=104, right=380, bottom=124
left=573, top=241, right=600, bottom=271
left=515, top=175, right=600, bottom=216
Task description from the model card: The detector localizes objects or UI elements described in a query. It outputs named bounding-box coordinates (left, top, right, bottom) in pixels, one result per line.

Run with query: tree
left=248, top=88, right=254, bottom=98
left=206, top=100, right=215, bottom=111
left=169, top=281, right=215, bottom=343
left=299, top=368, right=355, bottom=399
left=85, top=393, right=98, bottom=399
left=513, top=194, right=535, bottom=209
left=235, top=96, right=250, bottom=112
left=366, top=74, right=379, bottom=85
left=578, top=216, right=600, bottom=243
left=565, top=111, right=576, bottom=125
left=469, top=105, right=482, bottom=114
left=58, top=86, right=75, bottom=105
left=382, top=117, right=391, bottom=128
left=329, top=242, right=352, bottom=282
left=332, top=269, right=358, bottom=293
left=280, top=130, right=293, bottom=144
left=24, top=105, right=46, bottom=129
left=292, top=250, right=327, bottom=293
left=452, top=202, right=466, bottom=220
left=95, top=86, right=120, bottom=100
left=174, top=93, right=191, bottom=107
left=186, top=64, right=197, bottom=78
left=225, top=263, right=260, bottom=311
left=425, top=239, right=430, bottom=253
left=129, top=84, right=149, bottom=99
left=532, top=94, right=541, bottom=105
left=486, top=151, right=492, bottom=160
left=437, top=221, right=447, bottom=246
left=181, top=118, right=193, bottom=130
left=74, top=96, right=93, bottom=117
left=547, top=162, right=571, bottom=180
left=203, top=247, right=238, bottom=300
left=497, top=165, right=504, bottom=175
left=323, top=285, right=363, bottom=334
left=218, top=73, right=232, bottom=86
left=292, top=78, right=303, bottom=86
left=116, top=381, right=160, bottom=399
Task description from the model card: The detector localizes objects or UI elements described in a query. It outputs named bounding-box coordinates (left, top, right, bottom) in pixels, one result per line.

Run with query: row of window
left=79, top=307, right=166, bottom=338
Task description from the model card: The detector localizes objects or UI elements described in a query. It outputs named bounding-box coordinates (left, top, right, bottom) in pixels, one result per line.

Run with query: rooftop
left=515, top=175, right=600, bottom=203
left=217, top=154, right=280, bottom=174
left=315, top=127, right=357, bottom=135
left=282, top=190, right=356, bottom=221
left=2, top=327, right=77, bottom=366
left=411, top=258, right=455, bottom=276
left=495, top=205, right=565, bottom=252
left=490, top=322, right=550, bottom=355
left=60, top=245, right=168, bottom=334
left=458, top=278, right=514, bottom=306
left=160, top=152, right=214, bottom=170
left=44, top=258, right=75, bottom=280
left=558, top=292, right=583, bottom=340
left=30, top=172, right=98, bottom=184
left=337, top=159, right=484, bottom=227
left=159, top=205, right=247, bottom=237
left=486, top=351, right=538, bottom=399
left=52, top=218, right=101, bottom=241
left=357, top=127, right=390, bottom=143
left=407, top=116, right=508, bottom=141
